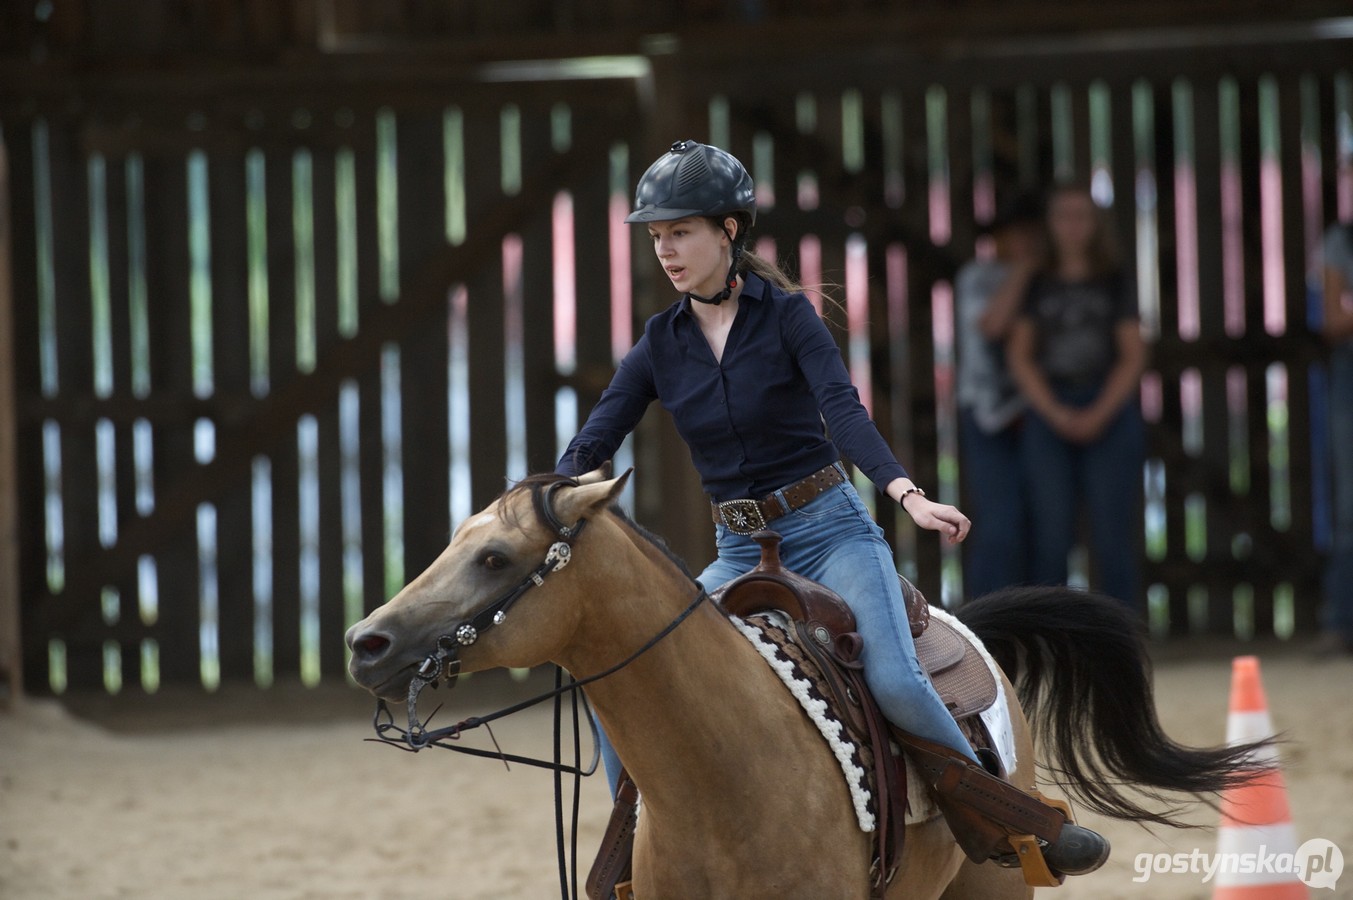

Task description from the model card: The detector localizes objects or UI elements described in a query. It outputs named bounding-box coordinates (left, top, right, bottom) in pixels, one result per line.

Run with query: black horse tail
left=955, top=585, right=1275, bottom=827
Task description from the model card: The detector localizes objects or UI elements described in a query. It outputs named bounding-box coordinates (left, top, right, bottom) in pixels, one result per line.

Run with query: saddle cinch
left=586, top=531, right=1072, bottom=900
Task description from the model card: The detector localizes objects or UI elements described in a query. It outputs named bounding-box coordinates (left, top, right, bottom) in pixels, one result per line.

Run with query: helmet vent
left=675, top=151, right=711, bottom=193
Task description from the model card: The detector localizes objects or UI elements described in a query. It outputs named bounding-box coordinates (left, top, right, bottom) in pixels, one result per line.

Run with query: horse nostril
left=352, top=632, right=391, bottom=660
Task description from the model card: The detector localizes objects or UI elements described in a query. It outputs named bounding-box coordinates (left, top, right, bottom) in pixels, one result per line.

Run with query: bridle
left=365, top=476, right=709, bottom=900
left=398, top=479, right=588, bottom=738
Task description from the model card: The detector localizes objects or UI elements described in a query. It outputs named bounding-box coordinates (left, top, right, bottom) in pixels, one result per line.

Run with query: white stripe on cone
left=1213, top=822, right=1303, bottom=887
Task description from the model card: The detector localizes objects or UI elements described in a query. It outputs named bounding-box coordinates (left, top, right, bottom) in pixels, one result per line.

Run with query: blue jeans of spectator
left=959, top=409, right=1028, bottom=598
left=1020, top=382, right=1145, bottom=608
left=1324, top=344, right=1353, bottom=640
left=595, top=476, right=980, bottom=792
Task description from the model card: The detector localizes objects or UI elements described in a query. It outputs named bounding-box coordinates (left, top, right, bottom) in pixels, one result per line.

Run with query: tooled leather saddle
left=585, top=531, right=1000, bottom=900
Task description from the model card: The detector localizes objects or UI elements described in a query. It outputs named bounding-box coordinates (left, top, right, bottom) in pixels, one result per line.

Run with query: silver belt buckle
left=718, top=499, right=767, bottom=535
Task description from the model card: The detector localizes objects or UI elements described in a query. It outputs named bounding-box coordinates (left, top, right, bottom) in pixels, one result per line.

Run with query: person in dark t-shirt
left=1006, top=182, right=1148, bottom=608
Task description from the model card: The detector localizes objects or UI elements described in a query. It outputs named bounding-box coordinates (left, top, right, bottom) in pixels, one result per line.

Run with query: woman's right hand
left=1048, top=404, right=1110, bottom=445
left=902, top=494, right=971, bottom=545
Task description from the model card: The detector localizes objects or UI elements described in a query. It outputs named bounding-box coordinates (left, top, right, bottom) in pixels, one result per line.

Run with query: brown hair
left=706, top=215, right=844, bottom=314
left=1045, top=180, right=1122, bottom=278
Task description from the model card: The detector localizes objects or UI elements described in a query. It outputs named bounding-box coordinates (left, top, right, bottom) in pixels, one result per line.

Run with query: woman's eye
left=482, top=554, right=508, bottom=571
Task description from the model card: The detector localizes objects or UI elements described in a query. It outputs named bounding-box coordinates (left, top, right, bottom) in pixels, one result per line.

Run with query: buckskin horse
left=347, top=471, right=1266, bottom=899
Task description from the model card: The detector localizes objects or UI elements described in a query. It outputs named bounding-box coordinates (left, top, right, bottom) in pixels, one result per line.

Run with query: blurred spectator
left=1318, top=218, right=1353, bottom=656
left=1005, top=182, right=1148, bottom=608
left=955, top=193, right=1043, bottom=597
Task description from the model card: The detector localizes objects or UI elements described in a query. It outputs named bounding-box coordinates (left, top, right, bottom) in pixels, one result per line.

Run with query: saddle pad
left=730, top=612, right=879, bottom=833
left=914, top=613, right=998, bottom=720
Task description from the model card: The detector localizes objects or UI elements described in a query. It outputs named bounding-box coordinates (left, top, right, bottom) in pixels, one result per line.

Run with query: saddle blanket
left=730, top=606, right=1017, bottom=830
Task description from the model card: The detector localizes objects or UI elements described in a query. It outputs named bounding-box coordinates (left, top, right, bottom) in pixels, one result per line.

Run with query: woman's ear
left=723, top=216, right=739, bottom=243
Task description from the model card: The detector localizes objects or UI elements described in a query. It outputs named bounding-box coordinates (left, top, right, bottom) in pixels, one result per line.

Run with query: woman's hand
left=902, top=493, right=971, bottom=544
left=1048, top=404, right=1110, bottom=445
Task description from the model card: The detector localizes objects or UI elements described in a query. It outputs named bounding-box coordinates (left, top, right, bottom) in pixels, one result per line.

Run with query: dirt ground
left=2, top=641, right=1350, bottom=900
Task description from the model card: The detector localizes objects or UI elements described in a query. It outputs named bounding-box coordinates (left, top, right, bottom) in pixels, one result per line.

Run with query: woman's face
left=1047, top=190, right=1098, bottom=260
left=648, top=217, right=733, bottom=297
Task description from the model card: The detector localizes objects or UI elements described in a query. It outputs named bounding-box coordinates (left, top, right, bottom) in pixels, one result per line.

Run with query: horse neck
left=556, top=516, right=826, bottom=815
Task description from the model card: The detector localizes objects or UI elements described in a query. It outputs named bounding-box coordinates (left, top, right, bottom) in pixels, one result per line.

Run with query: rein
left=365, top=477, right=709, bottom=899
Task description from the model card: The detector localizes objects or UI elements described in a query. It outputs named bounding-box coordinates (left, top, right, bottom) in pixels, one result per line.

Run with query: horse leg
left=938, top=860, right=1032, bottom=900
left=883, top=818, right=965, bottom=900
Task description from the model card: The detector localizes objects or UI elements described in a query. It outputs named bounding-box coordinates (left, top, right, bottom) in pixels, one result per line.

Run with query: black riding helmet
left=627, top=140, right=757, bottom=305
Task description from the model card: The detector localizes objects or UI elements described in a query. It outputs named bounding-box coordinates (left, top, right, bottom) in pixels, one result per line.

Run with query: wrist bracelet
left=899, top=486, right=926, bottom=505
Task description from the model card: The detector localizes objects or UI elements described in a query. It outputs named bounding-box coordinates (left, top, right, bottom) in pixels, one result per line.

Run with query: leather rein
left=365, top=477, right=709, bottom=899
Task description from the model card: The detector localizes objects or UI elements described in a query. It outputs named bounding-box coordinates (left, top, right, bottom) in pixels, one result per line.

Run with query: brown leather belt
left=710, top=463, right=847, bottom=535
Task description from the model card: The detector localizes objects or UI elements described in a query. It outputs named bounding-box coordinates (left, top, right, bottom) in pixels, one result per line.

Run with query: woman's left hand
left=902, top=494, right=971, bottom=544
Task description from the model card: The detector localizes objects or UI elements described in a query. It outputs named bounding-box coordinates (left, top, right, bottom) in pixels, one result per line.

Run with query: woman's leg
left=1021, top=408, right=1078, bottom=587
left=773, top=485, right=980, bottom=763
left=1324, top=347, right=1353, bottom=643
left=959, top=410, right=1029, bottom=597
left=1082, top=402, right=1145, bottom=608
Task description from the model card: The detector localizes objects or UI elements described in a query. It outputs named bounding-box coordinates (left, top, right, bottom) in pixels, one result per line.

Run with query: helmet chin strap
left=685, top=225, right=744, bottom=306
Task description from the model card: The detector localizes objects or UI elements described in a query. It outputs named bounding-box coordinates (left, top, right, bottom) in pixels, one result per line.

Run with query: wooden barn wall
left=3, top=29, right=1352, bottom=694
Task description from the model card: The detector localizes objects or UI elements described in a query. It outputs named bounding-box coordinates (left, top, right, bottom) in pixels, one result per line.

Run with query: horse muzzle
left=346, top=622, right=413, bottom=700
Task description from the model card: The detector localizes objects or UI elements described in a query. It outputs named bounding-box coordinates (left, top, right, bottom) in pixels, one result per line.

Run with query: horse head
left=345, top=469, right=630, bottom=702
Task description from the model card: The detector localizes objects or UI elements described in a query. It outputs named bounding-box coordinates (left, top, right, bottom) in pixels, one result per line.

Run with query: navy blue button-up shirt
left=557, top=272, right=907, bottom=502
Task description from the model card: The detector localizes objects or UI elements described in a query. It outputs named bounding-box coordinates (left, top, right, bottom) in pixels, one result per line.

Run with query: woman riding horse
left=555, top=139, right=1107, bottom=878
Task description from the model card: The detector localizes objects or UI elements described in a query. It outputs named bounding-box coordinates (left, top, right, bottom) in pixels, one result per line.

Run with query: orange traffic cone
left=1211, top=656, right=1307, bottom=899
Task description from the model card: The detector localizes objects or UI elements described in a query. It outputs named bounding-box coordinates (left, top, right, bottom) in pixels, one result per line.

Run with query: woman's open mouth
left=665, top=265, right=686, bottom=282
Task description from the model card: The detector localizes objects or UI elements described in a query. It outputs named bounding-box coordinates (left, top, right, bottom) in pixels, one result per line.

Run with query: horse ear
left=557, top=468, right=632, bottom=522
left=573, top=462, right=614, bottom=485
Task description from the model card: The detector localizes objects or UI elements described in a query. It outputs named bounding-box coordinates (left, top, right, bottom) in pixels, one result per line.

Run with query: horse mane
left=500, top=473, right=700, bottom=584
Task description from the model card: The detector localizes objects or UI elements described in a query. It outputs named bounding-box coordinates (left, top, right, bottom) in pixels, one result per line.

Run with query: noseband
left=404, top=479, right=588, bottom=737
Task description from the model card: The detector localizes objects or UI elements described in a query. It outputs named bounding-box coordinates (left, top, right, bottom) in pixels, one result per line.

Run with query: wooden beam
left=0, top=130, right=20, bottom=703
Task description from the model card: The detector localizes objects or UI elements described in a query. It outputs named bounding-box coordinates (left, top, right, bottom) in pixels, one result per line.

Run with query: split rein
left=364, top=478, right=709, bottom=899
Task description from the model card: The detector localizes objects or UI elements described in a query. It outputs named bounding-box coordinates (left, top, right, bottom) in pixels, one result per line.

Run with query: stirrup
left=995, top=793, right=1108, bottom=887
left=993, top=792, right=1069, bottom=887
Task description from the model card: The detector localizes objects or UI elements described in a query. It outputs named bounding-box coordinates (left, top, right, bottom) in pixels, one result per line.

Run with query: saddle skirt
left=712, top=532, right=1018, bottom=834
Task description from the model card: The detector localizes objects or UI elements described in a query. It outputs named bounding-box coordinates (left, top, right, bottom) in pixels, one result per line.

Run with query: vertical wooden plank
left=0, top=126, right=21, bottom=701
left=900, top=85, right=943, bottom=604
left=46, top=120, right=104, bottom=690
left=1276, top=74, right=1317, bottom=634
left=947, top=85, right=978, bottom=256
left=569, top=121, right=617, bottom=442
left=350, top=120, right=389, bottom=615
left=140, top=150, right=201, bottom=685
left=1190, top=77, right=1238, bottom=632
left=8, top=121, right=53, bottom=692
left=99, top=149, right=144, bottom=685
left=1072, top=80, right=1094, bottom=186
left=308, top=145, right=349, bottom=677
left=207, top=147, right=255, bottom=682
left=518, top=106, right=559, bottom=476
left=395, top=111, right=450, bottom=576
left=464, top=109, right=507, bottom=512
left=263, top=144, right=301, bottom=680
left=1109, top=79, right=1140, bottom=286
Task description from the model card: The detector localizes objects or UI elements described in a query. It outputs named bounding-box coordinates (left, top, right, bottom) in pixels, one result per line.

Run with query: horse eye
left=482, top=553, right=509, bottom=571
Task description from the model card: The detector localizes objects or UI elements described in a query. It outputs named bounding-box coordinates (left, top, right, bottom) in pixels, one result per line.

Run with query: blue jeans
left=1324, top=344, right=1353, bottom=639
left=597, top=475, right=979, bottom=791
left=1020, top=384, right=1145, bottom=608
left=959, top=410, right=1029, bottom=598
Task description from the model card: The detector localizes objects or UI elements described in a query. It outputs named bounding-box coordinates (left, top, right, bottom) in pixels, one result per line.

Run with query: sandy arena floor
left=2, top=641, right=1351, bottom=900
